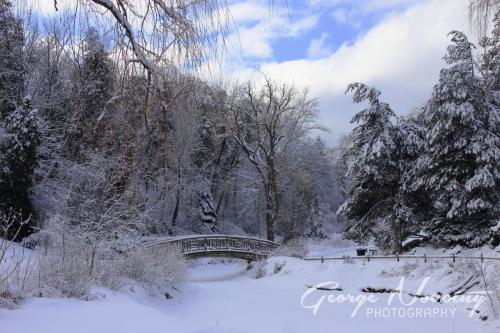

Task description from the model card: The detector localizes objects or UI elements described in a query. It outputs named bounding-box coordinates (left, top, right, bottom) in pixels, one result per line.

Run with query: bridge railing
left=144, top=235, right=280, bottom=257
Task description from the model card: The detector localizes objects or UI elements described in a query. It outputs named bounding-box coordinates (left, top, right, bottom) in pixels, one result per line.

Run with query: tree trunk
left=215, top=190, right=225, bottom=214
left=393, top=219, right=403, bottom=254
left=265, top=164, right=279, bottom=242
left=171, top=191, right=180, bottom=227
left=88, top=247, right=96, bottom=277
left=266, top=208, right=275, bottom=242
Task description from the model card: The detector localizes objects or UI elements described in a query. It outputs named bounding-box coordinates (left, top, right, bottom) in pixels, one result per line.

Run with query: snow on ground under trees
left=1, top=237, right=499, bottom=333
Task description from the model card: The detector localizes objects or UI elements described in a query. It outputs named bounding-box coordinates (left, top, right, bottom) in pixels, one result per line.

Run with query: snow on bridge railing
left=143, top=234, right=280, bottom=257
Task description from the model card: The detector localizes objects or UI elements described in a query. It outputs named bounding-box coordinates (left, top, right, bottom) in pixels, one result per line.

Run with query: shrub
left=273, top=260, right=286, bottom=274
left=102, top=245, right=187, bottom=293
left=0, top=212, right=36, bottom=308
left=0, top=248, right=35, bottom=308
left=37, top=245, right=92, bottom=298
left=271, top=238, right=308, bottom=258
left=251, top=260, right=267, bottom=279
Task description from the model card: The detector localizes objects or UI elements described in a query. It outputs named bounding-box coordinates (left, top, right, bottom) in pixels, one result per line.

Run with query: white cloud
left=361, top=0, right=418, bottom=13
left=225, top=10, right=318, bottom=59
left=307, top=33, right=331, bottom=59
left=229, top=0, right=470, bottom=144
left=286, top=15, right=318, bottom=36
left=235, top=25, right=274, bottom=58
left=331, top=7, right=348, bottom=23
left=227, top=2, right=270, bottom=23
left=330, top=7, right=361, bottom=28
left=308, top=0, right=417, bottom=13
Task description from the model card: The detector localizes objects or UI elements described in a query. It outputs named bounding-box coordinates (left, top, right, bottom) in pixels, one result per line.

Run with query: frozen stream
left=1, top=239, right=499, bottom=333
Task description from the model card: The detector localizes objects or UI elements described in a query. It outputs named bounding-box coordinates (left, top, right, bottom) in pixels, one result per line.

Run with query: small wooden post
left=424, top=254, right=427, bottom=263
left=481, top=253, right=484, bottom=263
left=367, top=254, right=370, bottom=262
left=321, top=256, right=324, bottom=264
left=396, top=253, right=400, bottom=262
left=452, top=254, right=455, bottom=263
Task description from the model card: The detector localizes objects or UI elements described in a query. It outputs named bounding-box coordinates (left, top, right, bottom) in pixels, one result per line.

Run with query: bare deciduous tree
left=469, top=0, right=500, bottom=37
left=227, top=77, right=319, bottom=241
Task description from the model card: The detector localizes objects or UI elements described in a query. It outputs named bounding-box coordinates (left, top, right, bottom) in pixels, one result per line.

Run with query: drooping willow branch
left=52, top=0, right=229, bottom=79
left=469, top=0, right=500, bottom=38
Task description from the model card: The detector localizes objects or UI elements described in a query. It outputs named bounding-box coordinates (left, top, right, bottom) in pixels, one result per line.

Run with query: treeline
left=338, top=17, right=500, bottom=252
left=0, top=0, right=343, bottom=250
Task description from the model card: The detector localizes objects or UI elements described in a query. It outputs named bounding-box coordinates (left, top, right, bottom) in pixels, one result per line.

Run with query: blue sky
left=221, top=0, right=471, bottom=145
left=30, top=0, right=472, bottom=145
left=228, top=0, right=412, bottom=63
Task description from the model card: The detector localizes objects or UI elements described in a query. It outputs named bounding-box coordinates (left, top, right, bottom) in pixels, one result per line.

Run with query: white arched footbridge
left=144, top=235, right=280, bottom=261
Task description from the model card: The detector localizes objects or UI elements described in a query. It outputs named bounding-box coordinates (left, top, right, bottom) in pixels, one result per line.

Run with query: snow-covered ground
left=1, top=237, right=499, bottom=333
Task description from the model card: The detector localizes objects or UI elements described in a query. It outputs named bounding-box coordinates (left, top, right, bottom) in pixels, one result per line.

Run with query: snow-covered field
left=1, top=237, right=499, bottom=333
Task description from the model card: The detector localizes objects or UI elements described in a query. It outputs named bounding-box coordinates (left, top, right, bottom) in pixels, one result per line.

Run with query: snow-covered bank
left=1, top=239, right=499, bottom=333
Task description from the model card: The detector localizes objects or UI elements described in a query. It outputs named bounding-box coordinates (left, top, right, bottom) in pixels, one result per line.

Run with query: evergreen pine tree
left=199, top=191, right=217, bottom=232
left=0, top=97, right=39, bottom=239
left=394, top=116, right=427, bottom=242
left=81, top=28, right=114, bottom=122
left=68, top=28, right=114, bottom=157
left=305, top=198, right=327, bottom=239
left=0, top=0, right=24, bottom=119
left=480, top=11, right=500, bottom=246
left=338, top=83, right=400, bottom=251
left=413, top=31, right=500, bottom=247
